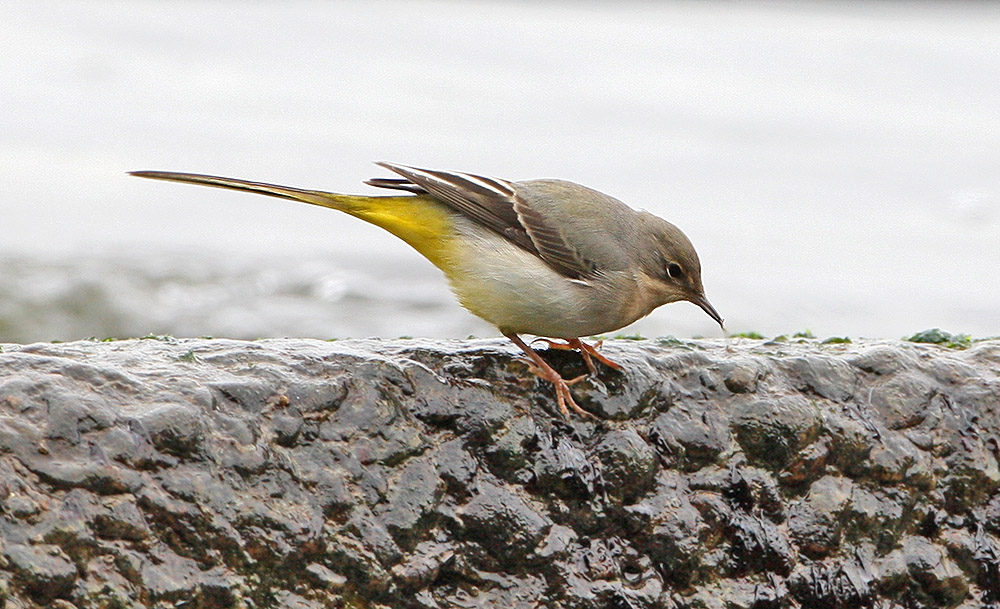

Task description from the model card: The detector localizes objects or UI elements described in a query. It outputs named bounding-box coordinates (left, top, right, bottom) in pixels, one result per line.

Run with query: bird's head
left=635, top=213, right=724, bottom=330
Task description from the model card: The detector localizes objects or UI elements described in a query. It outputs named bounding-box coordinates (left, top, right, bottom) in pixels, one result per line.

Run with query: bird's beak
left=690, top=293, right=725, bottom=330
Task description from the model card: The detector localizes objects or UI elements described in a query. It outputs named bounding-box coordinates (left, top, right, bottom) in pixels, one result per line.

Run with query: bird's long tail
left=129, top=171, right=457, bottom=268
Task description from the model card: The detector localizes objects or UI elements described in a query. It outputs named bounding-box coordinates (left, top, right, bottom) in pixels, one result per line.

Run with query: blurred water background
left=2, top=1, right=998, bottom=344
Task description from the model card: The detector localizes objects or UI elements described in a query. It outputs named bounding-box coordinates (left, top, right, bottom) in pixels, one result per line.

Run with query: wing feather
left=511, top=196, right=595, bottom=278
left=372, top=162, right=595, bottom=280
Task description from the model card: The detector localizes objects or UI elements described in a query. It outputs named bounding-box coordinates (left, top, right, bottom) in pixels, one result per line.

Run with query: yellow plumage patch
left=314, top=193, right=458, bottom=271
left=126, top=172, right=460, bottom=271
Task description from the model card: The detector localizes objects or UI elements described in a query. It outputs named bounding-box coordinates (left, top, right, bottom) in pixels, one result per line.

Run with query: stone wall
left=1, top=337, right=999, bottom=608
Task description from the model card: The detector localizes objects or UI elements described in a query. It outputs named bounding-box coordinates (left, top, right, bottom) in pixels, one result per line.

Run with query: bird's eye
left=666, top=262, right=684, bottom=279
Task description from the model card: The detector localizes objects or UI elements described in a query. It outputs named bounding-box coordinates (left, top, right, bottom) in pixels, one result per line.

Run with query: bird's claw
left=511, top=333, right=625, bottom=419
left=550, top=376, right=595, bottom=419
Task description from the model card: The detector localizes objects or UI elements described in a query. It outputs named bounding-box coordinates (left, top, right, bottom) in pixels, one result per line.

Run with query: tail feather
left=128, top=171, right=352, bottom=210
left=129, top=169, right=458, bottom=269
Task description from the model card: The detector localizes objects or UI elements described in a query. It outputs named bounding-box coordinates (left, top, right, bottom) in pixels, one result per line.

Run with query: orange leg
left=506, top=333, right=594, bottom=419
left=530, top=337, right=624, bottom=374
left=571, top=338, right=624, bottom=372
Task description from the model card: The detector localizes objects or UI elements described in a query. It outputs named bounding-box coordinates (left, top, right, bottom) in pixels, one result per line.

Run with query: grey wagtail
left=130, top=162, right=723, bottom=418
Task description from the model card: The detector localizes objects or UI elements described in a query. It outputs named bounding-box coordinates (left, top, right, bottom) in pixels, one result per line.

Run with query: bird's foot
left=530, top=337, right=624, bottom=375
left=571, top=338, right=625, bottom=372
left=525, top=362, right=588, bottom=386
left=524, top=362, right=593, bottom=418
left=506, top=332, right=595, bottom=419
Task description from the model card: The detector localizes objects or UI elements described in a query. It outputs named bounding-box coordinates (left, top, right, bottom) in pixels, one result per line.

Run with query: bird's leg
left=530, top=337, right=624, bottom=374
left=531, top=337, right=598, bottom=375
left=505, top=333, right=594, bottom=419
left=569, top=338, right=624, bottom=372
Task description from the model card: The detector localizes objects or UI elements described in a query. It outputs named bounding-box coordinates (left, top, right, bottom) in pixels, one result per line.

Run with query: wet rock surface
left=1, top=336, right=999, bottom=608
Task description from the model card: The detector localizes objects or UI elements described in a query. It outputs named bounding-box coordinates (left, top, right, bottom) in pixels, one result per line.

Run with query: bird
left=130, top=162, right=723, bottom=418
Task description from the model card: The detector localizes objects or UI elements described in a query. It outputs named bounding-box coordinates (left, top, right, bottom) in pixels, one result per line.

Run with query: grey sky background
left=2, top=1, right=998, bottom=342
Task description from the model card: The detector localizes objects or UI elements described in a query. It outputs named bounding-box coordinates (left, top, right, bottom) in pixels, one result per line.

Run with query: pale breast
left=441, top=224, right=642, bottom=338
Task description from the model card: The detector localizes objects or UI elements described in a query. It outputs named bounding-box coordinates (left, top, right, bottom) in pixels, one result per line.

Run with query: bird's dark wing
left=363, top=178, right=427, bottom=194
left=368, top=162, right=593, bottom=279
left=510, top=189, right=598, bottom=279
